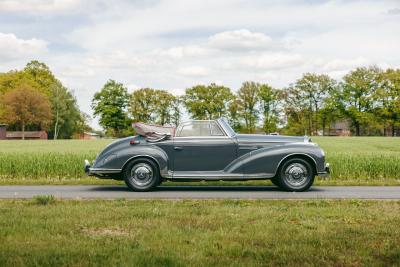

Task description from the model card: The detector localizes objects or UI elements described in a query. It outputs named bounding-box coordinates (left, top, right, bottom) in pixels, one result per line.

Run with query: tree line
left=0, top=61, right=89, bottom=139
left=93, top=66, right=400, bottom=137
left=1, top=61, right=398, bottom=138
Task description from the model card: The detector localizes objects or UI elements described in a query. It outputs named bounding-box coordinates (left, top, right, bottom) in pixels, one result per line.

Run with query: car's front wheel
left=277, top=158, right=315, bottom=192
left=123, top=159, right=160, bottom=191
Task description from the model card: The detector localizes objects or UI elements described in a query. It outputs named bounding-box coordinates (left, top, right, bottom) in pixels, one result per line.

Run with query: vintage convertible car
left=85, top=118, right=329, bottom=192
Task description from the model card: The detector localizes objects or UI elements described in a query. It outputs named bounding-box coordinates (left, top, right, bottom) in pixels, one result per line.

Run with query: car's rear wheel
left=123, top=159, right=160, bottom=191
left=277, top=158, right=314, bottom=192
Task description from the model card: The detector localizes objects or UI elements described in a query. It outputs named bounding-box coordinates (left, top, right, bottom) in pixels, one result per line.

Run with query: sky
left=0, top=0, right=399, bottom=129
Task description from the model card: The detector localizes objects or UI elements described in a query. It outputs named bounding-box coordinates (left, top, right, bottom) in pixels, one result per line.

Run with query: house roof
left=6, top=131, right=47, bottom=138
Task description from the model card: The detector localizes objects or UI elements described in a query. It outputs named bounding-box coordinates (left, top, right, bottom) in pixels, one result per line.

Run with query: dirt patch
left=82, top=227, right=130, bottom=237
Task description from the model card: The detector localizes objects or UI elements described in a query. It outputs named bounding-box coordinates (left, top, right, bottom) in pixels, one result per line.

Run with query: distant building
left=6, top=131, right=48, bottom=140
left=80, top=132, right=100, bottom=140
left=329, top=120, right=351, bottom=136
left=0, top=124, right=6, bottom=139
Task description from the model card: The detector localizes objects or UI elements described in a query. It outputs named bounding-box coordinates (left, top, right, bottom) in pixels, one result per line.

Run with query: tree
left=170, top=98, right=182, bottom=127
left=237, top=81, right=260, bottom=133
left=374, top=69, right=400, bottom=136
left=154, top=90, right=178, bottom=125
left=339, top=67, right=381, bottom=136
left=129, top=88, right=178, bottom=125
left=227, top=97, right=243, bottom=132
left=0, top=61, right=84, bottom=139
left=319, top=90, right=341, bottom=136
left=183, top=83, right=233, bottom=120
left=293, top=73, right=336, bottom=135
left=0, top=85, right=52, bottom=139
left=258, top=84, right=281, bottom=133
left=129, top=88, right=157, bottom=123
left=92, top=80, right=129, bottom=136
left=23, top=60, right=56, bottom=96
left=281, top=86, right=309, bottom=135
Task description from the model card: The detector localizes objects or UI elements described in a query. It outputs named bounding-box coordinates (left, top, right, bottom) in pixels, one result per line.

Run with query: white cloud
left=320, top=57, right=371, bottom=72
left=153, top=45, right=211, bottom=59
left=224, top=53, right=303, bottom=71
left=208, top=29, right=274, bottom=51
left=85, top=51, right=156, bottom=70
left=2, top=0, right=400, bottom=129
left=177, top=66, right=209, bottom=77
left=0, top=33, right=47, bottom=60
left=0, top=0, right=80, bottom=12
left=60, top=67, right=95, bottom=77
left=386, top=8, right=400, bottom=15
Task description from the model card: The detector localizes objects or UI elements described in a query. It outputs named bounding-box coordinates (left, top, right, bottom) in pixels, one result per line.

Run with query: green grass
left=0, top=199, right=399, bottom=266
left=0, top=137, right=399, bottom=185
left=313, top=137, right=400, bottom=185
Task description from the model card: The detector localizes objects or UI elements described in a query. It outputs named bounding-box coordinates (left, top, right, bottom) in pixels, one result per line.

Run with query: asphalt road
left=0, top=185, right=399, bottom=199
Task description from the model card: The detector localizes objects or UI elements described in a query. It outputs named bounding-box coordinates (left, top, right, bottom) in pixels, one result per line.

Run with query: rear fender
left=93, top=140, right=169, bottom=177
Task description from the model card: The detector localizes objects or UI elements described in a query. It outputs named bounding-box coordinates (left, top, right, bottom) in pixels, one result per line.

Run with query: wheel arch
left=275, top=153, right=317, bottom=176
left=121, top=155, right=161, bottom=176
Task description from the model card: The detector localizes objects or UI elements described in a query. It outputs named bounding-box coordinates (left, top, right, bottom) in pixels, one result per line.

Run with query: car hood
left=235, top=134, right=310, bottom=144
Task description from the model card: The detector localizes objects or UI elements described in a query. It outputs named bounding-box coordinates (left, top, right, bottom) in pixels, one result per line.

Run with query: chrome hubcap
left=284, top=163, right=308, bottom=187
left=130, top=163, right=153, bottom=186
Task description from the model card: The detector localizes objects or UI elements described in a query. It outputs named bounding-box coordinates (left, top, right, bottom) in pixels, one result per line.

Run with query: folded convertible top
left=133, top=122, right=175, bottom=142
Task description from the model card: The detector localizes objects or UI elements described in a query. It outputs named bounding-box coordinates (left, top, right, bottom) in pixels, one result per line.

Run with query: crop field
left=0, top=137, right=399, bottom=185
left=0, top=199, right=399, bottom=266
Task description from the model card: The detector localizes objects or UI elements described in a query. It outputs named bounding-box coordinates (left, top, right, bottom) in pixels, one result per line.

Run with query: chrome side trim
left=89, top=168, right=122, bottom=174
left=164, top=172, right=274, bottom=180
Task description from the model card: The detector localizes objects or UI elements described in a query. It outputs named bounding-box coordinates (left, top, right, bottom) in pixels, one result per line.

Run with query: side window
left=210, top=121, right=224, bottom=136
left=178, top=122, right=210, bottom=137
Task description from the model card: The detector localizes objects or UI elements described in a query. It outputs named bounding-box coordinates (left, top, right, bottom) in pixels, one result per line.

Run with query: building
left=80, top=131, right=100, bottom=140
left=0, top=124, right=6, bottom=139
left=0, top=124, right=49, bottom=140
left=6, top=131, right=48, bottom=140
left=329, top=120, right=351, bottom=136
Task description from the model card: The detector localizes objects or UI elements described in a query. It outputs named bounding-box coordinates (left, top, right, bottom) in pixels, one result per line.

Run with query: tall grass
left=0, top=140, right=113, bottom=183
left=313, top=137, right=400, bottom=182
left=0, top=137, right=399, bottom=184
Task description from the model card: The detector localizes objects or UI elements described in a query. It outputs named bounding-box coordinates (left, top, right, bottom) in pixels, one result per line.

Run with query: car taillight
left=130, top=137, right=140, bottom=145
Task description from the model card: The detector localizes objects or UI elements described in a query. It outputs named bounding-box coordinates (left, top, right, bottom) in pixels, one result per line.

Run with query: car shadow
left=158, top=186, right=323, bottom=192
left=89, top=185, right=323, bottom=192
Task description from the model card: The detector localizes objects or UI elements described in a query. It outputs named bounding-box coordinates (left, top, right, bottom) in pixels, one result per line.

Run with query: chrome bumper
left=84, top=159, right=121, bottom=177
left=318, top=163, right=330, bottom=177
left=84, top=159, right=91, bottom=176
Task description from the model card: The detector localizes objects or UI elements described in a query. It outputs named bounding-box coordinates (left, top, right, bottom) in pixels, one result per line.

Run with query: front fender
left=226, top=143, right=325, bottom=177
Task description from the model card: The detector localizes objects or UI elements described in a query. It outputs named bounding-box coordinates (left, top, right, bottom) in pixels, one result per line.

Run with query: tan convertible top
left=133, top=122, right=175, bottom=142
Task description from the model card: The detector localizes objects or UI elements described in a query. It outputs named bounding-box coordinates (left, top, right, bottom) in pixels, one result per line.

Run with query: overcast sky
left=1, top=0, right=399, bottom=129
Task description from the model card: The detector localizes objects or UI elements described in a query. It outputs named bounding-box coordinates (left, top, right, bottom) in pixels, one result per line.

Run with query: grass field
left=0, top=199, right=399, bottom=266
left=0, top=137, right=399, bottom=185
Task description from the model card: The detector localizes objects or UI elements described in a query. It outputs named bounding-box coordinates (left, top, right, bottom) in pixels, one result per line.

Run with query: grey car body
left=85, top=118, right=329, bottom=189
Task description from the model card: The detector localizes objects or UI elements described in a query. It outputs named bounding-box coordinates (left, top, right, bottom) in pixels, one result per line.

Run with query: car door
left=172, top=121, right=238, bottom=173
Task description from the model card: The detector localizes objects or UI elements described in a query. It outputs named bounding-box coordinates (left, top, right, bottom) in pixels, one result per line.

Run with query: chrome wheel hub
left=284, top=163, right=308, bottom=187
left=130, top=163, right=153, bottom=186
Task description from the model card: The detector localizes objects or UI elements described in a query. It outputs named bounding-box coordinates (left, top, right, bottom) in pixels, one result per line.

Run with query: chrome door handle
left=174, top=146, right=183, bottom=150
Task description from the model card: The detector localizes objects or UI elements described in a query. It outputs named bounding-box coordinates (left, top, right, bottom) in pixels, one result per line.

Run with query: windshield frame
left=217, top=118, right=236, bottom=137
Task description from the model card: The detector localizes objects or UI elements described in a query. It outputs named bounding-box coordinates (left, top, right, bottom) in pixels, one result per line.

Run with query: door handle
left=174, top=146, right=183, bottom=150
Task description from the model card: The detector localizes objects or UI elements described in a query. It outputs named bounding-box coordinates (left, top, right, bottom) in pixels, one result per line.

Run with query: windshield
left=217, top=118, right=236, bottom=137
